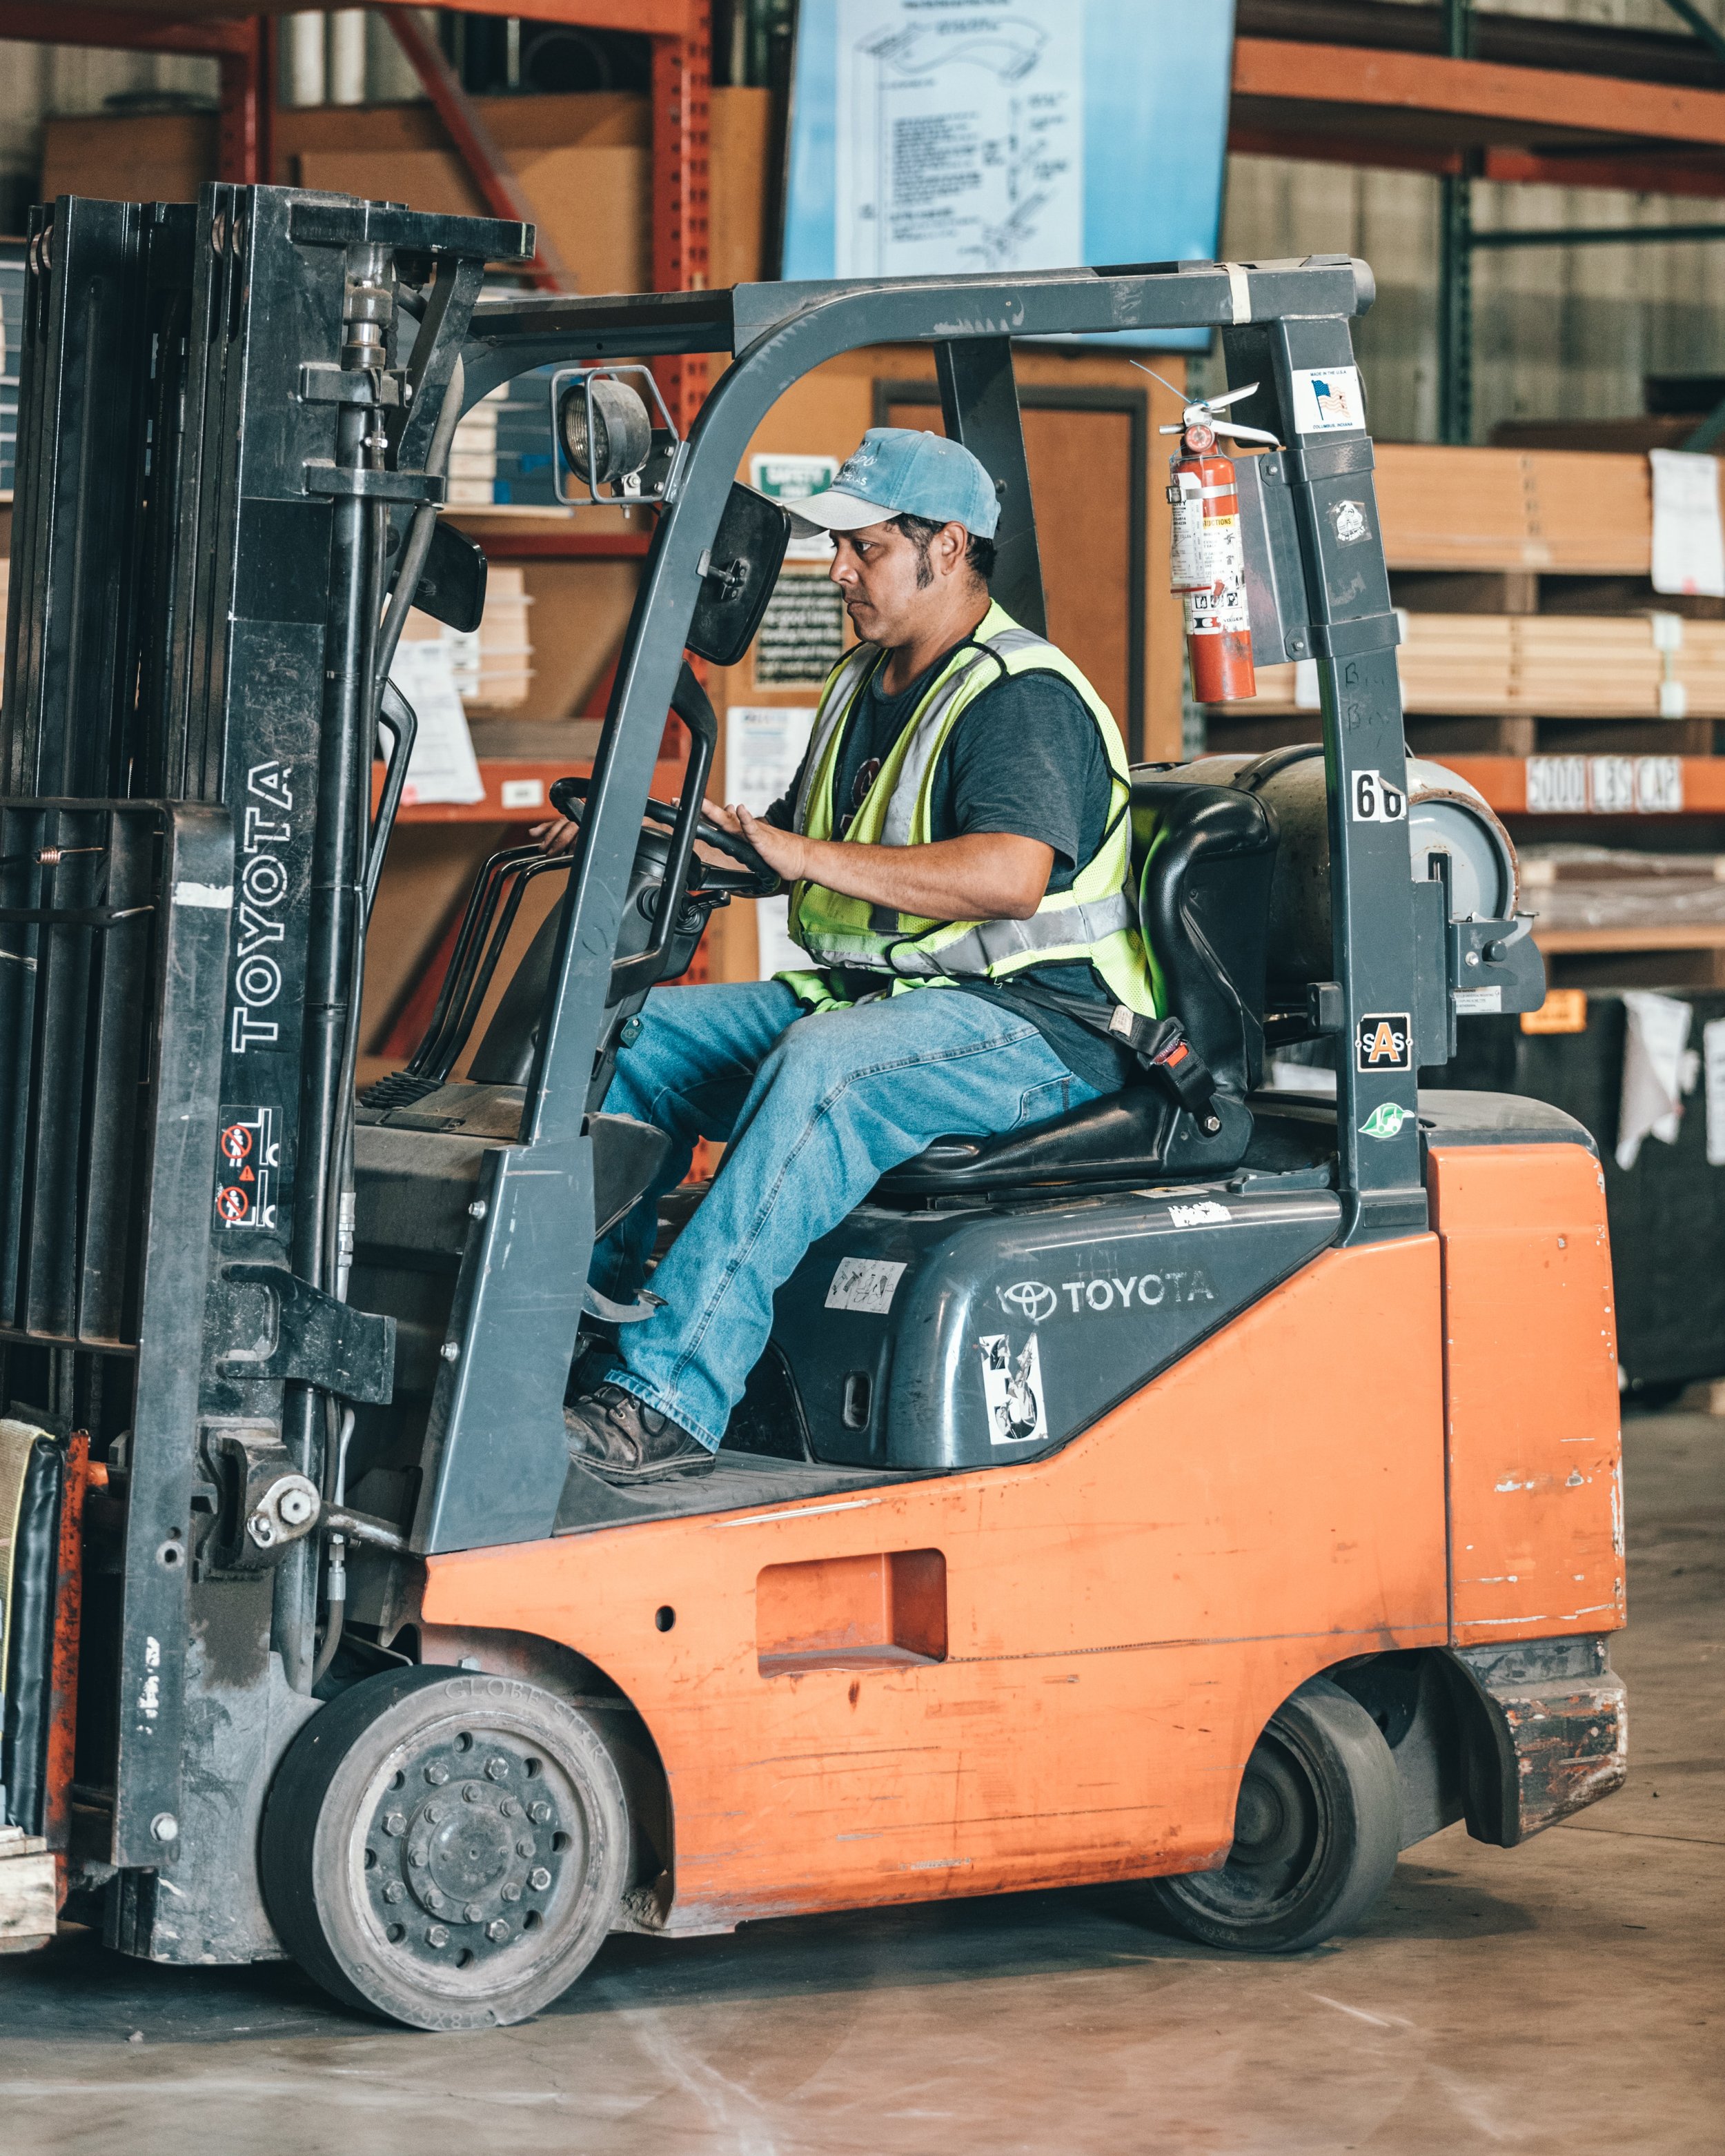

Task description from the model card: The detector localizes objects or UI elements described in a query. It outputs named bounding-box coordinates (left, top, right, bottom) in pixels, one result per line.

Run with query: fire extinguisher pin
left=1132, top=364, right=1284, bottom=451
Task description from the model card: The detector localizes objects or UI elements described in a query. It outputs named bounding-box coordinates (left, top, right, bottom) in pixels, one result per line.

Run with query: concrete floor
left=1, top=1412, right=1718, bottom=2156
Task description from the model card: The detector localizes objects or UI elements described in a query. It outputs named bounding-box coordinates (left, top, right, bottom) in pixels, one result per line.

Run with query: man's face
left=829, top=518, right=967, bottom=647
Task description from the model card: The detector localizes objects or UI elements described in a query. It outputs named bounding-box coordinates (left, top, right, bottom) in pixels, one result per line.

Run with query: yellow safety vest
left=777, top=600, right=1161, bottom=1020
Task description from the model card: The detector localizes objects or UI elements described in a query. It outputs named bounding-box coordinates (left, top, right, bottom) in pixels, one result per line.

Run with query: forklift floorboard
left=553, top=1450, right=925, bottom=1534
left=1, top=1409, right=1717, bottom=2156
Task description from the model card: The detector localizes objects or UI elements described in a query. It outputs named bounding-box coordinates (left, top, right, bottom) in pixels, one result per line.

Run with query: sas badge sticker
left=1360, top=1102, right=1411, bottom=1142
left=977, top=1334, right=1047, bottom=1447
left=1356, top=1012, right=1412, bottom=1074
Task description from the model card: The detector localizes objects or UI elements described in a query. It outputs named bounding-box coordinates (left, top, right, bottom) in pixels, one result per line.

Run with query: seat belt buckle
left=1112, top=1010, right=1222, bottom=1131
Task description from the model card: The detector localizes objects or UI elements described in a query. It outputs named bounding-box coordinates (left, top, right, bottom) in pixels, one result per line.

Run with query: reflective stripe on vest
left=780, top=601, right=1159, bottom=1019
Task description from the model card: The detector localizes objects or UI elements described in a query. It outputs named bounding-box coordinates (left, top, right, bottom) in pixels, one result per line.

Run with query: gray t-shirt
left=767, top=640, right=1136, bottom=1092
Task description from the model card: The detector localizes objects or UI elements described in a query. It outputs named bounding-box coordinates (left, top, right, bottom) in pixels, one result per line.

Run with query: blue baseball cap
left=787, top=427, right=1002, bottom=540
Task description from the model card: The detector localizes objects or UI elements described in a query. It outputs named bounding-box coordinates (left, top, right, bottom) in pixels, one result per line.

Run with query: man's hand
left=531, top=813, right=580, bottom=854
left=731, top=804, right=810, bottom=883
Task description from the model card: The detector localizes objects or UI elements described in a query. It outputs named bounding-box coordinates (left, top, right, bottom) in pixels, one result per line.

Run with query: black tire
left=1147, top=1676, right=1401, bottom=1954
left=260, top=1666, right=633, bottom=2029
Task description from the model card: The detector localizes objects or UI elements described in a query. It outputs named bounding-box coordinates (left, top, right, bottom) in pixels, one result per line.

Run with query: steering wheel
left=547, top=775, right=780, bottom=898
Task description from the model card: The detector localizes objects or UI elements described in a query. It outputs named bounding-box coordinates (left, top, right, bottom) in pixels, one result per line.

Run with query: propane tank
left=1152, top=377, right=1283, bottom=706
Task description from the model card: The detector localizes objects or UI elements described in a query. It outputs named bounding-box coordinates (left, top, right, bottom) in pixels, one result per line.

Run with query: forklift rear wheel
left=1147, top=1677, right=1401, bottom=1954
left=261, top=1666, right=632, bottom=2029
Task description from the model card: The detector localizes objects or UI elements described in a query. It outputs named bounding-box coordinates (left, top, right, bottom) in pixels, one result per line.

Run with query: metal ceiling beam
left=1232, top=34, right=1725, bottom=149
left=1470, top=221, right=1725, bottom=249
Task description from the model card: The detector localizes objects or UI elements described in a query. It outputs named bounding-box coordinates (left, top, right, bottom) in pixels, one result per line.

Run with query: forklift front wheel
left=1146, top=1677, right=1401, bottom=1955
left=260, top=1665, right=633, bottom=2029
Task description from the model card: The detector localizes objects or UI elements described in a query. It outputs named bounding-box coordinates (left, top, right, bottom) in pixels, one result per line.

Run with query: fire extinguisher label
left=1170, top=495, right=1208, bottom=589
left=1351, top=769, right=1408, bottom=822
left=1181, top=515, right=1249, bottom=635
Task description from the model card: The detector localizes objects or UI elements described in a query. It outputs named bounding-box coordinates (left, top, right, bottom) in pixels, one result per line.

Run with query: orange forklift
left=0, top=188, right=1624, bottom=2026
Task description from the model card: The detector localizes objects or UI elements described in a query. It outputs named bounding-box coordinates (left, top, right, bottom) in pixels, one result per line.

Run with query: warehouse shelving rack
left=1230, top=0, right=1725, bottom=446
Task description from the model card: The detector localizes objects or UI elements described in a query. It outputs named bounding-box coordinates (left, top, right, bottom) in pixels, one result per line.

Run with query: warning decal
left=215, top=1105, right=279, bottom=1232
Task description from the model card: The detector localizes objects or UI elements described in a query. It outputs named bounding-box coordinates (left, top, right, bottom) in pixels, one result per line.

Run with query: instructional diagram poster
left=785, top=0, right=1235, bottom=349
left=834, top=0, right=1083, bottom=279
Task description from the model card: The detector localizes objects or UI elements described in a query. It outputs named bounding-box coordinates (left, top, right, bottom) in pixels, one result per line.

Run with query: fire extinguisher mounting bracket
left=1308, top=613, right=1403, bottom=662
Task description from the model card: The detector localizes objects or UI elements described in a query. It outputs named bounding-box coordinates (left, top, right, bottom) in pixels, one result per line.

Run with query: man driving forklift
left=535, top=426, right=1163, bottom=1483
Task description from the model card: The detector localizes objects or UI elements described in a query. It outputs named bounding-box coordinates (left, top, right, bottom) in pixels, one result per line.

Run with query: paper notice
left=1704, top=1017, right=1725, bottom=1169
left=1616, top=989, right=1694, bottom=1171
left=727, top=704, right=818, bottom=980
left=834, top=0, right=1083, bottom=280
left=386, top=640, right=486, bottom=807
left=1650, top=448, right=1725, bottom=600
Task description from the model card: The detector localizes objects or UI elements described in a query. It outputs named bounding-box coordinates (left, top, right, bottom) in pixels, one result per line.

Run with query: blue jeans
left=593, top=980, right=1100, bottom=1450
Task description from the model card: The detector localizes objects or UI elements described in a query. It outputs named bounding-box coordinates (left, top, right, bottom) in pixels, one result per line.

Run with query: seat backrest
left=1129, top=774, right=1279, bottom=1097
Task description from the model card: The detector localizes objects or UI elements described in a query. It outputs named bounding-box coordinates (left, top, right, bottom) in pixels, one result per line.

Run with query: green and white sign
left=751, top=454, right=838, bottom=560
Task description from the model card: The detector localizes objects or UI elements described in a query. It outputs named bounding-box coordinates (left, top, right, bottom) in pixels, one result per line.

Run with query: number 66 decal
left=1352, top=769, right=1407, bottom=823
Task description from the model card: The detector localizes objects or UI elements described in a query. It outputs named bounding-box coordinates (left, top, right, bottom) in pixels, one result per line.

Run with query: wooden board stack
left=1373, top=446, right=1659, bottom=575
left=1246, top=614, right=1725, bottom=719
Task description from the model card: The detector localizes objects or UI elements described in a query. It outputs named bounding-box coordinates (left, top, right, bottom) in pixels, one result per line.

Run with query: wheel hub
left=366, top=1735, right=568, bottom=1966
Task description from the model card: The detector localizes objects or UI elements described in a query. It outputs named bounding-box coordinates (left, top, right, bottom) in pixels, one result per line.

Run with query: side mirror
left=685, top=483, right=791, bottom=666
left=411, top=519, right=489, bottom=634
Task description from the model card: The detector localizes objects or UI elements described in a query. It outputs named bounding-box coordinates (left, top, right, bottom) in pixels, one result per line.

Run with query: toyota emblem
left=998, top=1280, right=1056, bottom=1324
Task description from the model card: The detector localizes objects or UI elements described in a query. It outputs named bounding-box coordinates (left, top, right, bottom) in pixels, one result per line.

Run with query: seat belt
left=995, top=980, right=1221, bottom=1122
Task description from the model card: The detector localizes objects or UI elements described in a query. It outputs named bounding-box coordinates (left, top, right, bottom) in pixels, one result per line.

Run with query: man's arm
left=718, top=804, right=1053, bottom=922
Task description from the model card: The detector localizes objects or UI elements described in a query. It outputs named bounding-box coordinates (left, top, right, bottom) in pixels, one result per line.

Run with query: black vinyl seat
left=876, top=773, right=1279, bottom=1198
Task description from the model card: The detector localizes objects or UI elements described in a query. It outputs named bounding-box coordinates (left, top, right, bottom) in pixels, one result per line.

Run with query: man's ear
left=938, top=521, right=969, bottom=577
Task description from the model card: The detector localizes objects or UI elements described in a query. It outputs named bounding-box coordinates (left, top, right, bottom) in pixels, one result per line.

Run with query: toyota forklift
left=0, top=189, right=1626, bottom=2026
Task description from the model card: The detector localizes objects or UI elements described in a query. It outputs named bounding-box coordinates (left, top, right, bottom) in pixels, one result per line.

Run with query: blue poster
left=782, top=0, right=1235, bottom=349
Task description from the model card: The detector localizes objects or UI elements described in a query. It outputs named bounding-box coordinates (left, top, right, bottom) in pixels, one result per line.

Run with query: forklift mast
left=0, top=190, right=1540, bottom=1950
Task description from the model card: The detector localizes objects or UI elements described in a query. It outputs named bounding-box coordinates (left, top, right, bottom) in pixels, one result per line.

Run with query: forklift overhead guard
left=0, top=188, right=1622, bottom=2028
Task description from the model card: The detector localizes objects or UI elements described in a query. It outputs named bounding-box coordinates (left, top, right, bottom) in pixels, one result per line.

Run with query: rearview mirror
left=685, top=483, right=791, bottom=666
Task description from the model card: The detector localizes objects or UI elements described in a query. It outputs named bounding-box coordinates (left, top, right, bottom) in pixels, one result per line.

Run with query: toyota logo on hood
left=997, top=1280, right=1057, bottom=1323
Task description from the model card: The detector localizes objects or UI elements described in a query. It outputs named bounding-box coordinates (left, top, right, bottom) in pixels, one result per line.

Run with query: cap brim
left=784, top=489, right=898, bottom=538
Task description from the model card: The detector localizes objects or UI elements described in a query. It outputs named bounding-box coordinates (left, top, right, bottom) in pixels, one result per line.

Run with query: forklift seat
left=876, top=776, right=1279, bottom=1196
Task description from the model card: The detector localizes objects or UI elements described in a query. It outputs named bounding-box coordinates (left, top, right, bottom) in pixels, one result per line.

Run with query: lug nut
left=486, top=1919, right=510, bottom=1944
left=384, top=1881, right=406, bottom=1905
left=500, top=1797, right=520, bottom=1818
left=423, top=1889, right=445, bottom=1912
left=484, top=1757, right=510, bottom=1781
left=529, top=1801, right=553, bottom=1824
left=528, top=1867, right=551, bottom=1892
left=502, top=1882, right=521, bottom=1903
left=425, top=1762, right=450, bottom=1786
left=426, top=1925, right=450, bottom=1948
left=464, top=1901, right=485, bottom=1923
left=383, top=1812, right=407, bottom=1837
left=516, top=1837, right=535, bottom=1857
left=462, top=1785, right=482, bottom=1804
left=408, top=1846, right=428, bottom=1868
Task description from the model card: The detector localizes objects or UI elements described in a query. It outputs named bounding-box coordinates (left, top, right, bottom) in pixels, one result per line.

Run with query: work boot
left=564, top=1382, right=715, bottom=1484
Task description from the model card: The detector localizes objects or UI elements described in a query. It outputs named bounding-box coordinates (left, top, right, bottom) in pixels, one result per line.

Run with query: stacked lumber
left=401, top=567, right=535, bottom=711
left=1236, top=614, right=1725, bottom=719
left=1373, top=446, right=1657, bottom=574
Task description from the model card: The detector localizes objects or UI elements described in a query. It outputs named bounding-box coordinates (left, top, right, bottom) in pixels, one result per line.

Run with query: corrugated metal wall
left=1214, top=0, right=1725, bottom=440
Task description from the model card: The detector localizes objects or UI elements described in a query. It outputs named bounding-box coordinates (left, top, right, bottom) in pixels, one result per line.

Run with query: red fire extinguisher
left=1152, top=379, right=1281, bottom=706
